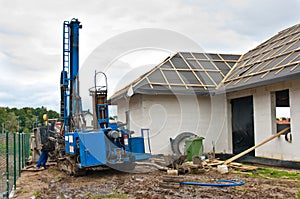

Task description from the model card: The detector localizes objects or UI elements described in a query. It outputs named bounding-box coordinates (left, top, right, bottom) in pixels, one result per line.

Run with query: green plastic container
left=185, top=136, right=204, bottom=161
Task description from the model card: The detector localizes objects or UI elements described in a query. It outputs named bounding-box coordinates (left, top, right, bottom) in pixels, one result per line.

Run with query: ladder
left=61, top=21, right=70, bottom=129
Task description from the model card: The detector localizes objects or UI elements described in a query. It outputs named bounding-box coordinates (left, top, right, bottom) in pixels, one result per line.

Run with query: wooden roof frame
left=110, top=52, right=240, bottom=100
left=223, top=23, right=300, bottom=88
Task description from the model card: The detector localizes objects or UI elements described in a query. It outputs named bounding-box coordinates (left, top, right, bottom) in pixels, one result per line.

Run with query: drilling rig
left=57, top=18, right=151, bottom=175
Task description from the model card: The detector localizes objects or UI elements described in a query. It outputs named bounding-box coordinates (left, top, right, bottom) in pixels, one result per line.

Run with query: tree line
left=0, top=106, right=59, bottom=133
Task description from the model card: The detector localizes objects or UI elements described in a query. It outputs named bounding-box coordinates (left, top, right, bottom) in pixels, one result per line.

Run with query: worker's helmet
left=43, top=114, right=48, bottom=121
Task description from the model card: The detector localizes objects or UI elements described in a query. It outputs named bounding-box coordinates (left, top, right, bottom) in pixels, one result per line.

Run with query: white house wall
left=206, top=94, right=230, bottom=154
left=227, top=79, right=300, bottom=161
left=115, top=94, right=230, bottom=155
left=115, top=97, right=130, bottom=124
left=84, top=114, right=94, bottom=129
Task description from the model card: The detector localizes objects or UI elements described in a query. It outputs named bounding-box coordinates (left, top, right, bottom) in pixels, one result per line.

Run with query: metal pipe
left=125, top=111, right=130, bottom=130
left=94, top=71, right=108, bottom=128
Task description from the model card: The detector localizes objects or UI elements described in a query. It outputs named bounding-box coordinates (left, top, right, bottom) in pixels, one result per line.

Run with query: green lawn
left=245, top=167, right=300, bottom=181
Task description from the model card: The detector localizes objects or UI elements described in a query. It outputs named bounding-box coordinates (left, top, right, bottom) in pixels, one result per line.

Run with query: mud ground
left=12, top=163, right=300, bottom=199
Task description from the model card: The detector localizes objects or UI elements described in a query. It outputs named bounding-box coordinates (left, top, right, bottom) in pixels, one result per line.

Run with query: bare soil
left=13, top=165, right=300, bottom=199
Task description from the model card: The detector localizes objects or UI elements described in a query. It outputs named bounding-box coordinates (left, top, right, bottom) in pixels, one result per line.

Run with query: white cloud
left=0, top=0, right=299, bottom=112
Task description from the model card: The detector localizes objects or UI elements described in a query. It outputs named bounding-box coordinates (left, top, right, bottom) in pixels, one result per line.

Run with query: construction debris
left=165, top=155, right=259, bottom=175
left=229, top=162, right=258, bottom=172
left=167, top=169, right=179, bottom=175
left=217, top=165, right=229, bottom=174
left=159, top=175, right=184, bottom=189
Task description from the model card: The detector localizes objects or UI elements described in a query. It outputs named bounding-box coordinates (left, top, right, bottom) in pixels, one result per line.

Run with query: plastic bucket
left=185, top=137, right=204, bottom=161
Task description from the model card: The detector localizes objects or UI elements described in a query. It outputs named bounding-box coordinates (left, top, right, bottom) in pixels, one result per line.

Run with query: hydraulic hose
left=180, top=179, right=245, bottom=187
left=135, top=162, right=168, bottom=171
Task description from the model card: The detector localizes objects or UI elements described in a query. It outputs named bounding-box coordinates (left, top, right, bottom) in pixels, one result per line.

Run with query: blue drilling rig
left=58, top=18, right=151, bottom=175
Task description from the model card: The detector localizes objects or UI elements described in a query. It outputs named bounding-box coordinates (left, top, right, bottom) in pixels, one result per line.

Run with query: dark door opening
left=231, top=96, right=255, bottom=156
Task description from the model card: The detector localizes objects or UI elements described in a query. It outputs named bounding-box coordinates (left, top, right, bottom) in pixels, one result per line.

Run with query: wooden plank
left=236, top=44, right=298, bottom=70
left=132, top=52, right=177, bottom=88
left=169, top=59, right=188, bottom=89
left=159, top=182, right=180, bottom=189
left=148, top=82, right=215, bottom=87
left=242, top=30, right=300, bottom=62
left=190, top=52, right=218, bottom=86
left=185, top=57, right=239, bottom=62
left=178, top=52, right=207, bottom=90
left=145, top=77, right=153, bottom=89
left=290, top=63, right=300, bottom=71
left=159, top=68, right=171, bottom=89
left=162, top=175, right=184, bottom=183
left=223, top=127, right=290, bottom=165
left=215, top=57, right=242, bottom=90
left=161, top=68, right=221, bottom=72
left=230, top=164, right=258, bottom=172
left=224, top=61, right=298, bottom=83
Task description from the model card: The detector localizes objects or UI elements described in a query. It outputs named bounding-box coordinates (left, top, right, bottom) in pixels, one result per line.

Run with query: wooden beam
left=190, top=52, right=218, bottom=86
left=149, top=82, right=215, bottom=87
left=242, top=29, right=300, bottom=61
left=223, top=127, right=290, bottom=165
left=224, top=60, right=299, bottom=83
left=159, top=68, right=171, bottom=89
left=161, top=68, right=221, bottom=73
left=239, top=39, right=299, bottom=70
left=178, top=52, right=207, bottom=90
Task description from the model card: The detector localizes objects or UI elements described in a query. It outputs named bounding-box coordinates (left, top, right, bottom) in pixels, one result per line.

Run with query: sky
left=0, top=0, right=299, bottom=112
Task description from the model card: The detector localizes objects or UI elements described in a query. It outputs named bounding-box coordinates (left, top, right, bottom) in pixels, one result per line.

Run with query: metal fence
left=0, top=126, right=31, bottom=199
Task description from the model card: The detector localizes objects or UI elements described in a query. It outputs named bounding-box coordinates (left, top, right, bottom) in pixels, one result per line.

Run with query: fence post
left=18, top=133, right=21, bottom=177
left=13, top=133, right=16, bottom=190
left=5, top=127, right=9, bottom=198
left=22, top=133, right=24, bottom=168
left=25, top=134, right=30, bottom=163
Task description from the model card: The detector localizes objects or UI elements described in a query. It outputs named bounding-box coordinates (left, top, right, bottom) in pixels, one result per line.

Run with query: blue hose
left=180, top=180, right=245, bottom=187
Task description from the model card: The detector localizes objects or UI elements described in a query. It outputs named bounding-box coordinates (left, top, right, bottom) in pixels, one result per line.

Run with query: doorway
left=231, top=96, right=255, bottom=156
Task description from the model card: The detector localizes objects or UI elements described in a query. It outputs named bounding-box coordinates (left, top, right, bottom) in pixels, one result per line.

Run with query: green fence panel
left=0, top=129, right=31, bottom=199
left=0, top=133, right=6, bottom=198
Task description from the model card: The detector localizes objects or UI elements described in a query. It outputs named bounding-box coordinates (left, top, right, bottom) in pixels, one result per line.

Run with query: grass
left=84, top=190, right=127, bottom=199
left=105, top=190, right=127, bottom=199
left=244, top=167, right=300, bottom=181
left=33, top=191, right=41, bottom=198
left=15, top=189, right=29, bottom=194
left=0, top=143, right=5, bottom=152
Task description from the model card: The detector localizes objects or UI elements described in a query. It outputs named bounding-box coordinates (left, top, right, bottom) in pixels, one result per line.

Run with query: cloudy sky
left=0, top=0, right=299, bottom=112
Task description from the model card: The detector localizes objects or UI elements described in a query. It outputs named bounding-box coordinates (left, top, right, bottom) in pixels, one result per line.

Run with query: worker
left=36, top=148, right=48, bottom=170
left=36, top=114, right=49, bottom=170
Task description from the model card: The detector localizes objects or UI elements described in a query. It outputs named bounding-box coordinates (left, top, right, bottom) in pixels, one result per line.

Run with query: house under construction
left=110, top=23, right=300, bottom=164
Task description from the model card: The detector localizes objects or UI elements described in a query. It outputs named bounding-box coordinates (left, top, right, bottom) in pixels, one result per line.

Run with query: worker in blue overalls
left=36, top=114, right=49, bottom=170
left=36, top=149, right=48, bottom=169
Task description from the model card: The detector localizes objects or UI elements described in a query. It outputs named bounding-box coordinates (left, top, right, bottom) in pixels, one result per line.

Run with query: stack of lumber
left=159, top=175, right=183, bottom=189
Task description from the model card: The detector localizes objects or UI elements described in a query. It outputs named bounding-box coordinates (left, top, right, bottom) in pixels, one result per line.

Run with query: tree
left=7, top=112, right=18, bottom=132
left=0, top=107, right=8, bottom=132
left=0, top=106, right=59, bottom=133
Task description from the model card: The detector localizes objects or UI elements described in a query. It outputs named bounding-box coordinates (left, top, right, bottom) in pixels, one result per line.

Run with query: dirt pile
left=13, top=165, right=300, bottom=198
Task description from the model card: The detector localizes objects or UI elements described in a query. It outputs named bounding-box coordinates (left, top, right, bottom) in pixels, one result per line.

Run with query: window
left=274, top=89, right=290, bottom=133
